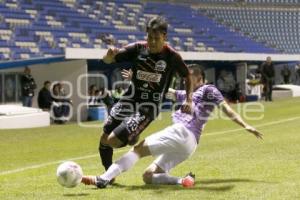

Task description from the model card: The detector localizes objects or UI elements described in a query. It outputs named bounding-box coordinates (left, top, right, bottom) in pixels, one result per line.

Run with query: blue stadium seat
left=0, top=0, right=297, bottom=60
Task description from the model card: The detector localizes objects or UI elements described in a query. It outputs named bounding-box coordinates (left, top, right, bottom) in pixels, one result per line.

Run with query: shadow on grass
left=84, top=178, right=274, bottom=192
left=199, top=178, right=276, bottom=185
left=63, top=193, right=90, bottom=197
left=88, top=182, right=128, bottom=190
left=113, top=183, right=235, bottom=192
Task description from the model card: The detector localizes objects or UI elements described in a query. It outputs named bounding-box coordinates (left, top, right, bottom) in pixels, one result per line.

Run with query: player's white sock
left=100, top=163, right=121, bottom=181
left=100, top=151, right=140, bottom=181
left=151, top=173, right=182, bottom=185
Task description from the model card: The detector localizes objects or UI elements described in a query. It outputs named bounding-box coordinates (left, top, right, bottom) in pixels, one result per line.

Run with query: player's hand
left=121, top=69, right=133, bottom=81
left=181, top=101, right=192, bottom=114
left=165, top=88, right=176, bottom=100
left=245, top=125, right=263, bottom=139
left=103, top=47, right=119, bottom=64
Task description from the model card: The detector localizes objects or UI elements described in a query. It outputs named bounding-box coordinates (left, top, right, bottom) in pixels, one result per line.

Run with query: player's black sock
left=99, top=142, right=113, bottom=171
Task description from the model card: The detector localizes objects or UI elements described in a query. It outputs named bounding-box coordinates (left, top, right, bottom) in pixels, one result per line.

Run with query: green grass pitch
left=1, top=98, right=300, bottom=200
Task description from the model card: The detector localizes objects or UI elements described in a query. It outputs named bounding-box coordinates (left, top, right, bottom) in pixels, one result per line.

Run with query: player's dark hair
left=188, top=64, right=205, bottom=81
left=146, top=16, right=168, bottom=34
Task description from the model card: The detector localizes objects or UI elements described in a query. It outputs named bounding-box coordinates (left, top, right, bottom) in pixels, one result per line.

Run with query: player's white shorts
left=144, top=123, right=197, bottom=172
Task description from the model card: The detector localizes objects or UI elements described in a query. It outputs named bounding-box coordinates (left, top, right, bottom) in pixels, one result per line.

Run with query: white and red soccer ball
left=56, top=161, right=83, bottom=188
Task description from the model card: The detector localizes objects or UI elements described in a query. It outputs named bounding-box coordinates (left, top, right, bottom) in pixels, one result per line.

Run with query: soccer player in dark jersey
left=99, top=16, right=193, bottom=175
left=81, top=64, right=263, bottom=188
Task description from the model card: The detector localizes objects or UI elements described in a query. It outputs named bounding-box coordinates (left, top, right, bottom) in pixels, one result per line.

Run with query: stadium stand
left=179, top=0, right=299, bottom=4
left=198, top=5, right=299, bottom=54
left=0, top=0, right=298, bottom=61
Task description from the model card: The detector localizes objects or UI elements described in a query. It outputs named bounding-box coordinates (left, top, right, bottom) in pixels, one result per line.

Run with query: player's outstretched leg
left=82, top=140, right=151, bottom=188
left=143, top=164, right=195, bottom=187
left=143, top=163, right=179, bottom=185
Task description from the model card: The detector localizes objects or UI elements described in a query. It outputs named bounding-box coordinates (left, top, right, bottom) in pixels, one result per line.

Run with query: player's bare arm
left=181, top=74, right=193, bottom=114
left=220, top=101, right=263, bottom=139
left=103, top=47, right=119, bottom=64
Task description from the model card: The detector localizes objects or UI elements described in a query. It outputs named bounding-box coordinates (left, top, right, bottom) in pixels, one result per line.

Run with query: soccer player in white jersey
left=82, top=64, right=263, bottom=188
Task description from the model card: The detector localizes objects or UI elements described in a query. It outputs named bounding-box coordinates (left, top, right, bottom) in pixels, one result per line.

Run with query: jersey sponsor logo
left=155, top=60, right=167, bottom=72
left=136, top=70, right=162, bottom=83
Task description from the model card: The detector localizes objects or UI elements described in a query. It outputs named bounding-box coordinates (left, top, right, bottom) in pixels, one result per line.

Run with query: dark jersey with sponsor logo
left=115, top=41, right=189, bottom=104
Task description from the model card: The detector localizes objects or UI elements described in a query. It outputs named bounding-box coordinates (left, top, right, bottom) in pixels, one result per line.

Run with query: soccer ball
left=56, top=161, right=83, bottom=188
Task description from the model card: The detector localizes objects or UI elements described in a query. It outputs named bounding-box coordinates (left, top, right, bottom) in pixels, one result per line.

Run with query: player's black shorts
left=103, top=98, right=159, bottom=146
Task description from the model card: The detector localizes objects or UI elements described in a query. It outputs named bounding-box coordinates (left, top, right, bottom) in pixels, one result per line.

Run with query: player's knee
left=133, top=143, right=145, bottom=156
left=142, top=171, right=153, bottom=184
left=132, top=140, right=146, bottom=156
left=99, top=135, right=106, bottom=150
left=100, top=133, right=118, bottom=148
left=100, top=133, right=108, bottom=144
left=106, top=134, right=125, bottom=148
left=106, top=137, right=117, bottom=148
left=133, top=141, right=142, bottom=151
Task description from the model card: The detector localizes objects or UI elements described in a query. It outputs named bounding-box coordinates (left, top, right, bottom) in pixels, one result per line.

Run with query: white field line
left=0, top=148, right=129, bottom=176
left=1, top=116, right=299, bottom=176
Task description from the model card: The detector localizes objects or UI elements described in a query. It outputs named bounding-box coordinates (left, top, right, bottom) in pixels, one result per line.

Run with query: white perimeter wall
left=66, top=48, right=300, bottom=62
